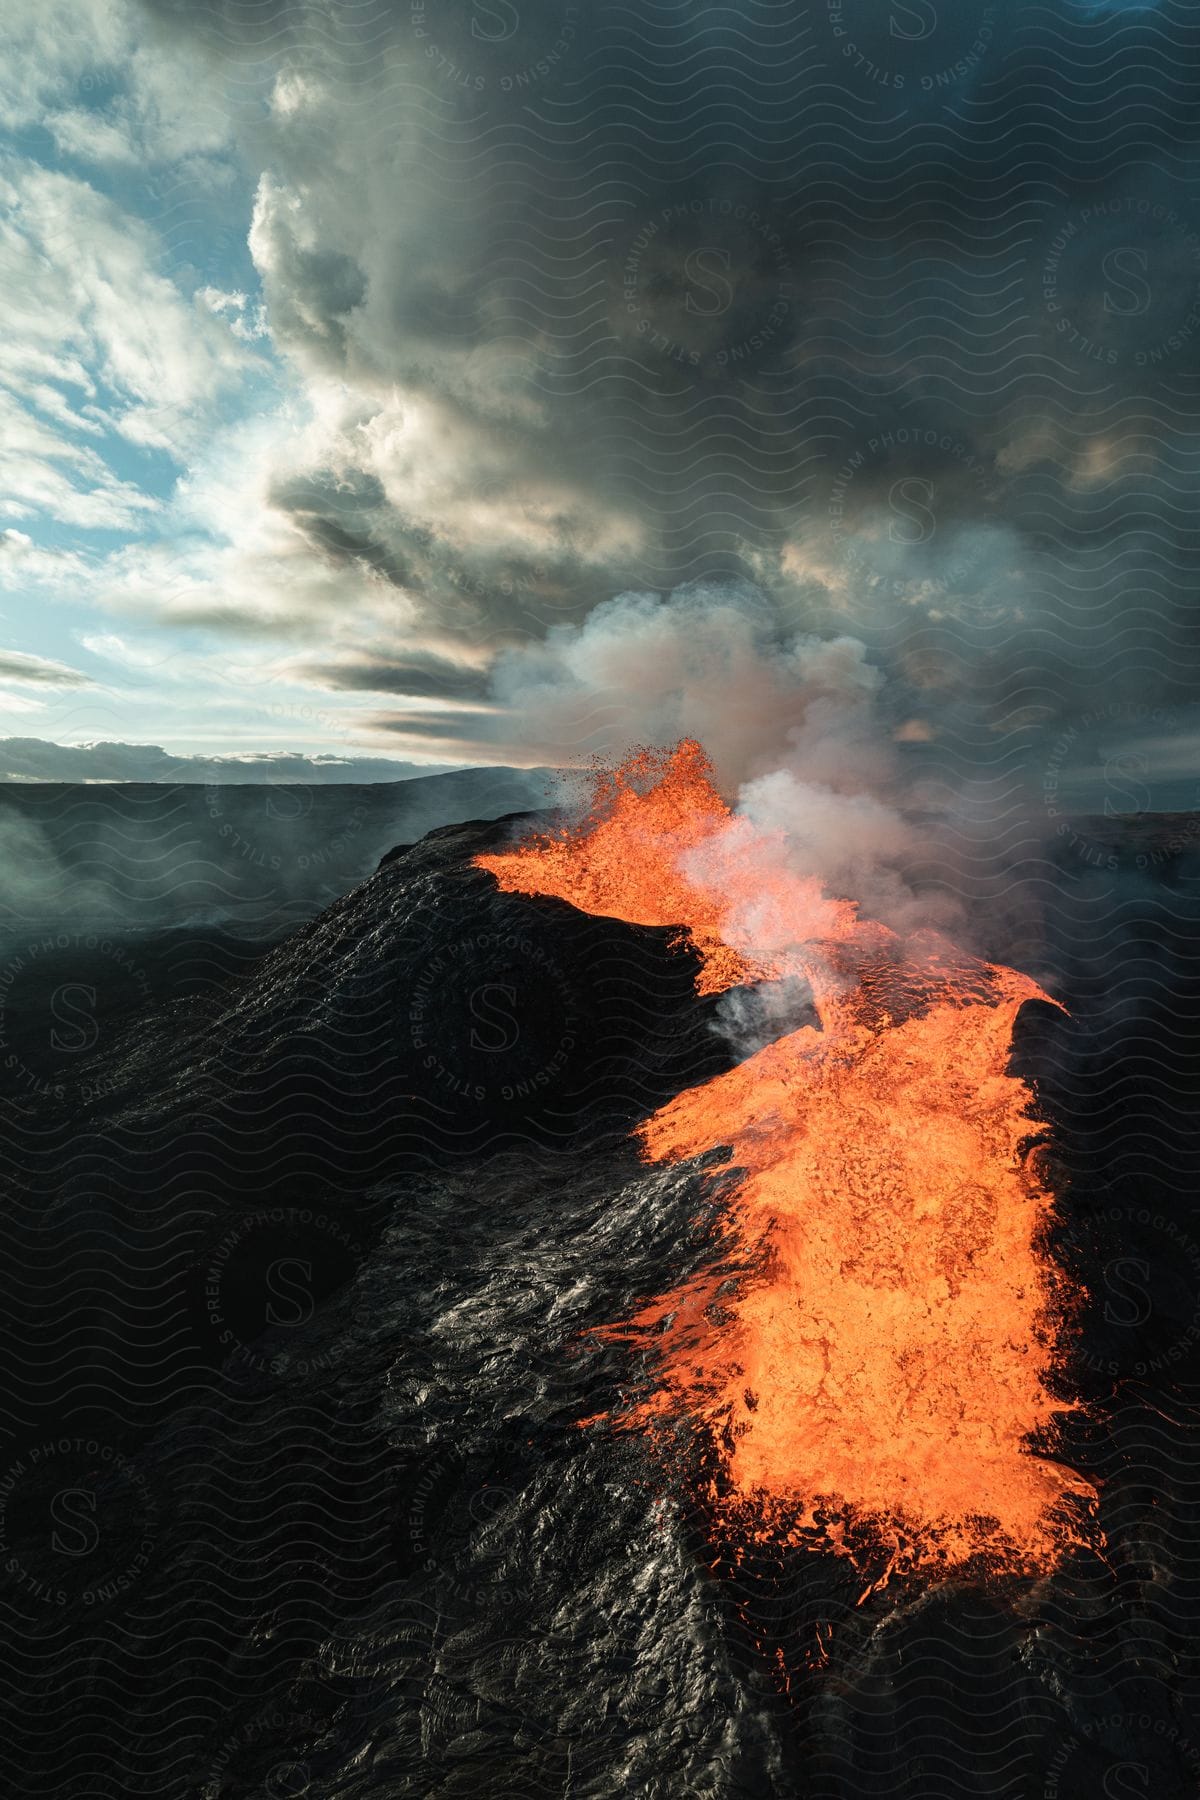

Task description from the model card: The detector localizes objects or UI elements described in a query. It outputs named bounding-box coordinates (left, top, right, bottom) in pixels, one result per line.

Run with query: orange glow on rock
left=477, top=739, right=1095, bottom=1581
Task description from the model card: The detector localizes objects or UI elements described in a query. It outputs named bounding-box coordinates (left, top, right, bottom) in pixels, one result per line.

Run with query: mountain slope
left=2, top=811, right=1199, bottom=1797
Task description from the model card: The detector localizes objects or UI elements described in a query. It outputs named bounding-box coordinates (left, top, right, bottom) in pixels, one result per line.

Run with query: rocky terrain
left=1, top=806, right=1198, bottom=1796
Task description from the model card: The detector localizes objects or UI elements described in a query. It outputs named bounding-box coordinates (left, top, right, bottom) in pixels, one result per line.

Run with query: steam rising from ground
left=490, top=582, right=883, bottom=785
left=488, top=580, right=963, bottom=963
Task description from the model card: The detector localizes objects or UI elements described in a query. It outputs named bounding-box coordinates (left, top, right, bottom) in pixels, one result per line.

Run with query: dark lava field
left=1, top=790, right=1199, bottom=1797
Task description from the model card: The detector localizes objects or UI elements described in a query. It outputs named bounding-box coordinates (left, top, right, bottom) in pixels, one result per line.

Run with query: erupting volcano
left=478, top=741, right=1096, bottom=1583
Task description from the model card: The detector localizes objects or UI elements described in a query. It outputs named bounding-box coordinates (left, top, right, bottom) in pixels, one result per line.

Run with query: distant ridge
left=0, top=765, right=552, bottom=941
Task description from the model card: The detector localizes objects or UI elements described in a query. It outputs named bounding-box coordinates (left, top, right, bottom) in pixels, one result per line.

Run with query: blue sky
left=0, top=3, right=474, bottom=776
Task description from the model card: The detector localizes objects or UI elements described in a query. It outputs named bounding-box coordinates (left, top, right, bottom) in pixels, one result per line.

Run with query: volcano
left=479, top=741, right=1096, bottom=1583
left=3, top=764, right=1200, bottom=1797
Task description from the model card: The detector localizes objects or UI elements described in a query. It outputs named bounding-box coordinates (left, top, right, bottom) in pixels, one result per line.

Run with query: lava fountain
left=477, top=740, right=1096, bottom=1582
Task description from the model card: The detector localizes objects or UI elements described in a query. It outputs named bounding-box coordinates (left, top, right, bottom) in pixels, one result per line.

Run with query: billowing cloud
left=1, top=0, right=1197, bottom=783
left=106, top=0, right=1199, bottom=762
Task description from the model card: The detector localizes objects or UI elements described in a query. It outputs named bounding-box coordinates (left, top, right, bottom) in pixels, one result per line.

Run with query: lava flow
left=476, top=741, right=1095, bottom=1581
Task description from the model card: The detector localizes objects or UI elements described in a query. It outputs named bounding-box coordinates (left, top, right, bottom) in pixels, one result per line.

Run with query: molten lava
left=477, top=739, right=860, bottom=996
left=477, top=740, right=1094, bottom=1580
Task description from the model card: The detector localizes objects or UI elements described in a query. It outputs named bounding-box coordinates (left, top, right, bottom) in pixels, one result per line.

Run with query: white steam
left=489, top=577, right=957, bottom=931
left=484, top=579, right=966, bottom=1060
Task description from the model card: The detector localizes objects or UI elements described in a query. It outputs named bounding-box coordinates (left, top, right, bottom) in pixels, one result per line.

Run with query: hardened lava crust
left=0, top=811, right=1198, bottom=1797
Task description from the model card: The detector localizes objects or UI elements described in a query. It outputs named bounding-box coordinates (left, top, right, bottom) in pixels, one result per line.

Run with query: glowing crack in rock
left=477, top=740, right=1095, bottom=1579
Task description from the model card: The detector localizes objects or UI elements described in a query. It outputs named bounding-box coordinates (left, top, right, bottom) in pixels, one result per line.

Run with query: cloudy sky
left=2, top=0, right=1200, bottom=798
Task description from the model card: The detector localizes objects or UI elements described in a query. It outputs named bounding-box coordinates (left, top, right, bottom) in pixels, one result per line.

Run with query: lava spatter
left=478, top=738, right=857, bottom=997
left=477, top=740, right=1096, bottom=1580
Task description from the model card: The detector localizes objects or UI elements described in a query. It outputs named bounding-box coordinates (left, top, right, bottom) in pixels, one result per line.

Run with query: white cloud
left=0, top=690, right=48, bottom=716
left=6, top=160, right=254, bottom=431
left=197, top=286, right=271, bottom=342
left=0, top=156, right=265, bottom=535
left=43, top=105, right=141, bottom=167
left=0, top=528, right=93, bottom=586
left=0, top=389, right=161, bottom=529
left=0, top=648, right=91, bottom=685
left=77, top=631, right=166, bottom=670
left=0, top=0, right=233, bottom=169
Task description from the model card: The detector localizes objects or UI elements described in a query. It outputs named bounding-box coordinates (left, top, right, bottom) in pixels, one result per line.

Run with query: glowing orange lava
left=477, top=740, right=1095, bottom=1580
left=478, top=739, right=859, bottom=996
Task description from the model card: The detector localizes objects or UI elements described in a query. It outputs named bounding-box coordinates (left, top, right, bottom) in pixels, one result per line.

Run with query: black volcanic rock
left=0, top=811, right=777, bottom=1796
left=2, top=812, right=1200, bottom=1797
left=28, top=810, right=731, bottom=1174
left=1, top=813, right=735, bottom=1443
